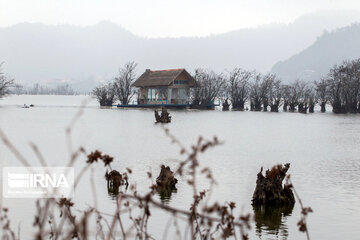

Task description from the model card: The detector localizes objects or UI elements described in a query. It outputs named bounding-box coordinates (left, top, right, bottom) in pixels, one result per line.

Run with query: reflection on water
left=253, top=204, right=294, bottom=239
left=156, top=187, right=178, bottom=203
left=2, top=96, right=360, bottom=239
left=107, top=185, right=129, bottom=200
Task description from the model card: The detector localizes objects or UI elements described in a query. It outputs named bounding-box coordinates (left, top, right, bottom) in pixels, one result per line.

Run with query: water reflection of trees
left=107, top=185, right=128, bottom=200
left=156, top=187, right=177, bottom=203
left=107, top=186, right=178, bottom=203
left=253, top=204, right=294, bottom=239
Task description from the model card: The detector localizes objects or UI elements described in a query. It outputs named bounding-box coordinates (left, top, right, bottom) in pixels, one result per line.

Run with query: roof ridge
left=132, top=68, right=194, bottom=87
left=149, top=68, right=184, bottom=73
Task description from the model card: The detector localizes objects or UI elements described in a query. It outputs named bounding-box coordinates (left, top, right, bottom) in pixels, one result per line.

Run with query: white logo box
left=3, top=167, right=74, bottom=198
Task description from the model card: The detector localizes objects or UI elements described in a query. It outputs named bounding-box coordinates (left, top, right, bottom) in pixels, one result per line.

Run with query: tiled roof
left=132, top=69, right=191, bottom=87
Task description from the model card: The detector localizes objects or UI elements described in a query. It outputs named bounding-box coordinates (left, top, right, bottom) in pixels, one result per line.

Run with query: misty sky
left=1, top=0, right=360, bottom=37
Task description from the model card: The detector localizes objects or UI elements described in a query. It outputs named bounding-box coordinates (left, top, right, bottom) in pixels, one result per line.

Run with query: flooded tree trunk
left=270, top=104, right=279, bottom=112
left=156, top=165, right=178, bottom=189
left=222, top=99, right=230, bottom=111
left=299, top=105, right=308, bottom=114
left=283, top=103, right=288, bottom=112
left=254, top=101, right=262, bottom=111
left=298, top=103, right=304, bottom=112
left=232, top=100, right=245, bottom=111
left=332, top=101, right=347, bottom=113
left=309, top=103, right=315, bottom=113
left=320, top=102, right=326, bottom=113
left=155, top=108, right=172, bottom=123
left=263, top=100, right=269, bottom=112
left=289, top=103, right=296, bottom=112
left=252, top=163, right=295, bottom=206
left=347, top=102, right=358, bottom=113
left=105, top=170, right=128, bottom=195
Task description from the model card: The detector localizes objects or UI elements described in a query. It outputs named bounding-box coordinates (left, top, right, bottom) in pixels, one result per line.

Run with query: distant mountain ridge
left=1, top=10, right=360, bottom=92
left=271, top=23, right=360, bottom=82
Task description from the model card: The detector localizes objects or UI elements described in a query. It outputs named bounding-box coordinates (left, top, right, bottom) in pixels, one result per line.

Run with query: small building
left=132, top=69, right=196, bottom=105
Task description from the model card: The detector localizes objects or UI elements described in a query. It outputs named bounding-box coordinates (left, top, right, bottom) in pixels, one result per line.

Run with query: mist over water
left=1, top=95, right=360, bottom=239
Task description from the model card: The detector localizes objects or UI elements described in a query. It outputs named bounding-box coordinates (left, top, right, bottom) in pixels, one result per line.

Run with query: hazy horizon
left=2, top=9, right=360, bottom=39
left=1, top=8, right=360, bottom=92
left=1, top=0, right=360, bottom=37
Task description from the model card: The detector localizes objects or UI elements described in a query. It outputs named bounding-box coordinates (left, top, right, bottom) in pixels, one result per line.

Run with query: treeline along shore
left=92, top=59, right=360, bottom=114
left=2, top=59, right=360, bottom=114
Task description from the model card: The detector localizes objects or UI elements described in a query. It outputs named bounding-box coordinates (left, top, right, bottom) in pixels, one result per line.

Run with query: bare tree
left=0, top=63, right=14, bottom=99
left=260, top=73, right=276, bottom=112
left=307, top=85, right=317, bottom=113
left=227, top=68, right=254, bottom=110
left=343, top=59, right=360, bottom=113
left=249, top=73, right=274, bottom=111
left=297, top=83, right=316, bottom=114
left=249, top=74, right=262, bottom=111
left=325, top=59, right=360, bottom=113
left=296, top=80, right=309, bottom=113
left=268, top=79, right=283, bottom=112
left=114, top=62, right=137, bottom=105
left=282, top=85, right=291, bottom=112
left=191, top=69, right=226, bottom=108
left=315, top=79, right=329, bottom=112
left=11, top=84, right=24, bottom=95
left=327, top=64, right=347, bottom=113
left=285, top=80, right=307, bottom=112
left=92, top=82, right=116, bottom=107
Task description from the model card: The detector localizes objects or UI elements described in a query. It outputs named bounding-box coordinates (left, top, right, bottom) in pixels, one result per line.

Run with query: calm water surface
left=0, top=95, right=360, bottom=239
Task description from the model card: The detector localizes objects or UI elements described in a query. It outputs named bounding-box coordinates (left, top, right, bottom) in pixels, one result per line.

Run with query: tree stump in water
left=155, top=108, right=171, bottom=123
left=320, top=102, right=326, bottom=113
left=298, top=105, right=308, bottom=114
left=309, top=104, right=315, bottom=113
left=105, top=170, right=128, bottom=195
left=252, top=163, right=295, bottom=206
left=222, top=99, right=230, bottom=111
left=156, top=165, right=178, bottom=189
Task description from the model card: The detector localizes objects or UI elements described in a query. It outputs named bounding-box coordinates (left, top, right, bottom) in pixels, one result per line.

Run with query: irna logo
left=3, top=167, right=74, bottom=198
left=8, top=173, right=69, bottom=188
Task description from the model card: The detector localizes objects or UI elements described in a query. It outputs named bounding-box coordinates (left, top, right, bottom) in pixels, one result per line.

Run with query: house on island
left=132, top=69, right=196, bottom=105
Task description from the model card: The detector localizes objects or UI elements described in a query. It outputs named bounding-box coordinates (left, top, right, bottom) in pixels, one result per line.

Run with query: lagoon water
left=1, top=95, right=360, bottom=239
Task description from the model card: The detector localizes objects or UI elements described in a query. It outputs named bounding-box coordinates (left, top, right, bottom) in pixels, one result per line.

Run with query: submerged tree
left=227, top=68, right=254, bottom=110
left=249, top=73, right=275, bottom=111
left=249, top=74, right=263, bottom=111
left=315, top=79, right=329, bottom=112
left=282, top=85, right=291, bottom=112
left=113, top=62, right=137, bottom=105
left=286, top=80, right=306, bottom=112
left=261, top=74, right=277, bottom=112
left=326, top=59, right=360, bottom=113
left=191, top=69, right=226, bottom=108
left=269, top=79, right=283, bottom=112
left=92, top=82, right=116, bottom=106
left=307, top=85, right=317, bottom=113
left=0, top=63, right=14, bottom=99
left=297, top=81, right=310, bottom=114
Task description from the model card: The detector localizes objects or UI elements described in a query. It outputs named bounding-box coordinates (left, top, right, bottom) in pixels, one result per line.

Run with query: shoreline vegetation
left=2, top=58, right=360, bottom=114
left=10, top=83, right=79, bottom=96
left=0, top=103, right=312, bottom=239
left=91, top=59, right=360, bottom=114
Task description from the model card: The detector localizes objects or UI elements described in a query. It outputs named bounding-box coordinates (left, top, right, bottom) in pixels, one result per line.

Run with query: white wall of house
left=167, top=88, right=172, bottom=104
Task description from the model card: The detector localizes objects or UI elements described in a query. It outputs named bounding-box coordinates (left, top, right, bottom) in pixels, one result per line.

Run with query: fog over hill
left=272, top=23, right=360, bottom=82
left=0, top=10, right=360, bottom=92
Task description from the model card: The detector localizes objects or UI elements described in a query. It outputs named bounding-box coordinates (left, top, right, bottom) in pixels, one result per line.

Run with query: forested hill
left=1, top=10, right=360, bottom=91
left=272, top=24, right=360, bottom=82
